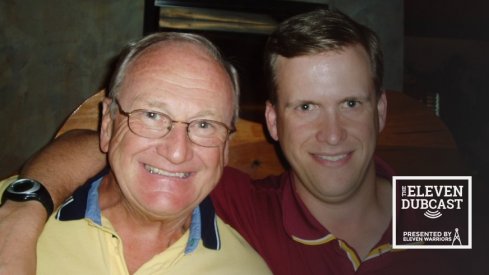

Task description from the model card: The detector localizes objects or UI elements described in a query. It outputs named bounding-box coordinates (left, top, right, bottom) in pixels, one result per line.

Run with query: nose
left=156, top=122, right=192, bottom=164
left=316, top=111, right=346, bottom=145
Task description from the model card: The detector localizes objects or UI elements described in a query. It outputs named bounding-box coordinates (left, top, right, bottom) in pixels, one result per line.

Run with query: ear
left=223, top=129, right=236, bottom=166
left=100, top=97, right=114, bottom=153
left=223, top=141, right=230, bottom=166
left=376, top=92, right=387, bottom=133
left=265, top=101, right=279, bottom=141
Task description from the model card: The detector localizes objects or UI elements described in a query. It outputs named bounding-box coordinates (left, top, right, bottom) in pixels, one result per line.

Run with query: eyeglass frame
left=110, top=99, right=236, bottom=147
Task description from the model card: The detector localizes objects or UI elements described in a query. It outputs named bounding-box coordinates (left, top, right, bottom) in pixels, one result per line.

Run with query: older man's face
left=100, top=42, right=234, bottom=220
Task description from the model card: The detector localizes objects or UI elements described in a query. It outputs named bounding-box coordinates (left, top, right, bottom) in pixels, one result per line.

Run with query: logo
left=393, top=176, right=472, bottom=249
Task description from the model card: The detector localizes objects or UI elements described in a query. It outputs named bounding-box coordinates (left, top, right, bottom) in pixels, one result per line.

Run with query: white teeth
left=318, top=154, right=347, bottom=162
left=144, top=164, right=191, bottom=179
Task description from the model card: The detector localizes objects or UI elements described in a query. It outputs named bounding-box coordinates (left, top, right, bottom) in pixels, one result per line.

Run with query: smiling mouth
left=144, top=164, right=191, bottom=179
left=317, top=153, right=349, bottom=162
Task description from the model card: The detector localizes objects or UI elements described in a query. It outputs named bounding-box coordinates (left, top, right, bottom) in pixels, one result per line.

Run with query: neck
left=98, top=174, right=193, bottom=273
left=295, top=167, right=392, bottom=260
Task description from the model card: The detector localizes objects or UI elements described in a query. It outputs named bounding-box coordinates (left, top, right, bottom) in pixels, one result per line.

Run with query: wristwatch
left=1, top=178, right=54, bottom=217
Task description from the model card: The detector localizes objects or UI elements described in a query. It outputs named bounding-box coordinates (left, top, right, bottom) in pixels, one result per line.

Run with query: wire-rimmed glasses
left=112, top=99, right=235, bottom=147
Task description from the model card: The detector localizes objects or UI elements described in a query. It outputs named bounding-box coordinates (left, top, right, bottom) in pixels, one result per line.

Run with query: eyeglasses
left=112, top=99, right=235, bottom=147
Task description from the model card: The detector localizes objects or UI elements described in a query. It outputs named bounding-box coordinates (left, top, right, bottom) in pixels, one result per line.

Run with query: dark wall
left=0, top=1, right=143, bottom=178
left=405, top=2, right=488, bottom=271
left=329, top=0, right=404, bottom=91
left=405, top=0, right=489, bottom=178
left=0, top=0, right=403, bottom=178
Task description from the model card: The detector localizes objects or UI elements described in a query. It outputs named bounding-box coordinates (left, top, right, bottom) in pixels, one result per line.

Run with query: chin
left=142, top=195, right=198, bottom=217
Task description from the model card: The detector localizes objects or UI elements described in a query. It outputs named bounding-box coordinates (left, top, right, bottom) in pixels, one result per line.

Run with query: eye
left=144, top=111, right=161, bottom=120
left=190, top=120, right=220, bottom=137
left=196, top=120, right=213, bottom=129
left=138, top=111, right=167, bottom=127
left=296, top=103, right=316, bottom=112
left=344, top=100, right=360, bottom=108
left=191, top=120, right=219, bottom=133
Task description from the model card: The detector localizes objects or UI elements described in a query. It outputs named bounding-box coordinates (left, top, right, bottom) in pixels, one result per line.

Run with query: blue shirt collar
left=55, top=174, right=220, bottom=252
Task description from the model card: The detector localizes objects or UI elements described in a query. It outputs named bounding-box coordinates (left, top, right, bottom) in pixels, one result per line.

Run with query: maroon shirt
left=210, top=157, right=466, bottom=274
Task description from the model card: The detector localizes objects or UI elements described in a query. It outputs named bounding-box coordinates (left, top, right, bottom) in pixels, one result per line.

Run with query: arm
left=21, top=129, right=105, bottom=206
left=0, top=129, right=105, bottom=275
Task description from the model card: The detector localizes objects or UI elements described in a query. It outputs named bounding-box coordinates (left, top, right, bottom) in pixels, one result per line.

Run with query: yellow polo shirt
left=1, top=176, right=271, bottom=274
left=0, top=175, right=15, bottom=194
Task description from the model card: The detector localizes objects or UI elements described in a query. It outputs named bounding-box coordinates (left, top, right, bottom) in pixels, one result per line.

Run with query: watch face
left=8, top=179, right=41, bottom=194
left=1, top=178, right=54, bottom=217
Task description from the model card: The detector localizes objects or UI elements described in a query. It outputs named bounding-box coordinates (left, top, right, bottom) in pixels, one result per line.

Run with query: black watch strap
left=1, top=178, right=54, bottom=217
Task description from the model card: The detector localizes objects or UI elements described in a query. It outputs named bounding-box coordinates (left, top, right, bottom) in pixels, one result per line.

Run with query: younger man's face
left=266, top=45, right=387, bottom=204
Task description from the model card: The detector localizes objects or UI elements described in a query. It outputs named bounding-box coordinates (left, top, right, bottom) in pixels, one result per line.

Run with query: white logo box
left=392, top=176, right=472, bottom=249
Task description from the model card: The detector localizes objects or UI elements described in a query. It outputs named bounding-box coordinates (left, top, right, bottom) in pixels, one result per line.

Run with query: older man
left=0, top=32, right=270, bottom=274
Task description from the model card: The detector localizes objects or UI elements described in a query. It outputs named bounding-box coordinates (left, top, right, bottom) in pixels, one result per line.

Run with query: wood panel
left=379, top=91, right=456, bottom=149
left=55, top=91, right=104, bottom=138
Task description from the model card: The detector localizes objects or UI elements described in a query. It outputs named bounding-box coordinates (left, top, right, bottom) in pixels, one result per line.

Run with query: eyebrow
left=135, top=100, right=223, bottom=121
left=283, top=93, right=373, bottom=108
left=284, top=99, right=318, bottom=108
left=343, top=94, right=371, bottom=101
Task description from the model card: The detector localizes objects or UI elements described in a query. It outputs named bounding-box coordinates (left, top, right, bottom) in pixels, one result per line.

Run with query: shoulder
left=213, top=167, right=286, bottom=200
left=374, top=155, right=396, bottom=179
left=190, top=216, right=272, bottom=274
left=210, top=168, right=288, bottom=242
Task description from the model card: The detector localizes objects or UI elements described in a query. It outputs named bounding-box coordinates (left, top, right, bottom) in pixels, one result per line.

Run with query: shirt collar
left=282, top=155, right=397, bottom=245
left=55, top=173, right=221, bottom=252
left=282, top=171, right=333, bottom=244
